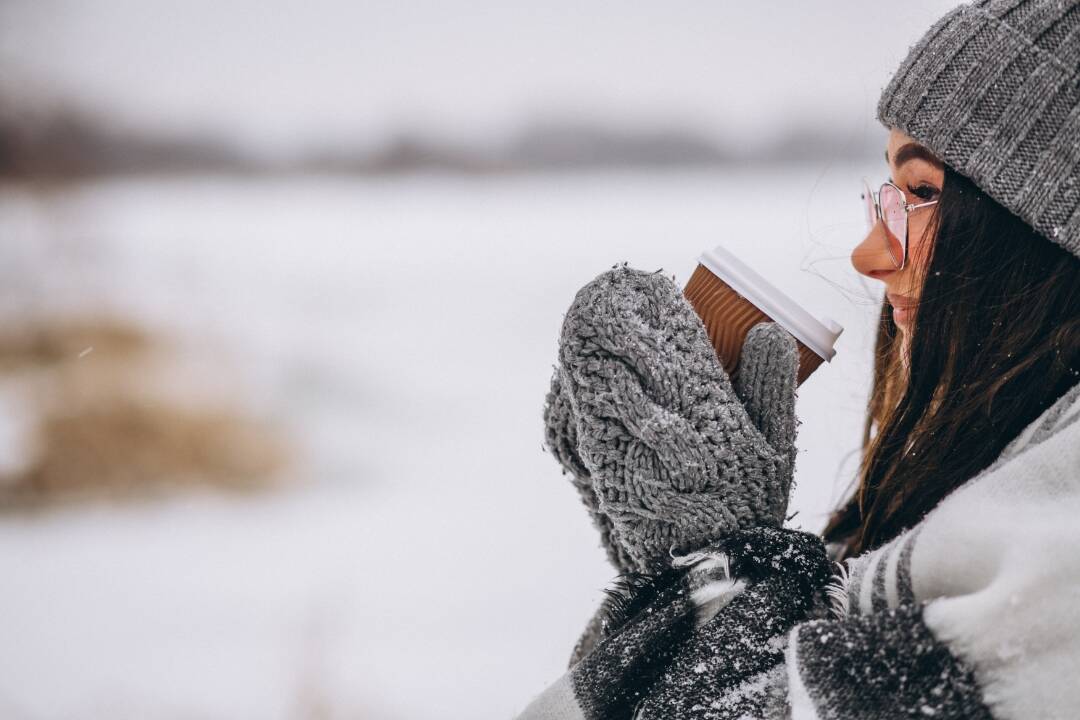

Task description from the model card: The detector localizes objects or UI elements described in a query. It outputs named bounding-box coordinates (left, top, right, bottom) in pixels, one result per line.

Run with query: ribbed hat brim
left=878, top=0, right=1080, bottom=260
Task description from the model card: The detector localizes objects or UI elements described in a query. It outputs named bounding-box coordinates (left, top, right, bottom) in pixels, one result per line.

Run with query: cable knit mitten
left=544, top=371, right=638, bottom=573
left=551, top=263, right=800, bottom=574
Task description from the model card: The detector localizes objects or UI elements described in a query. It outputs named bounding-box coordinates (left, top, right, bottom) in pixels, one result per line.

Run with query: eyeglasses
left=861, top=178, right=939, bottom=270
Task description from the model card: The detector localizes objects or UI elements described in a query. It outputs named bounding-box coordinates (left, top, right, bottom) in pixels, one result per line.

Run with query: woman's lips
left=887, top=292, right=916, bottom=326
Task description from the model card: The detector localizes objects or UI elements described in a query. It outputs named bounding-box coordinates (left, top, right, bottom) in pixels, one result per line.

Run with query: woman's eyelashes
left=909, top=184, right=938, bottom=200
left=888, top=175, right=939, bottom=202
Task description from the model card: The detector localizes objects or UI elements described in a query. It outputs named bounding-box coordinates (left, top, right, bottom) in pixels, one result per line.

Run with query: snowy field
left=0, top=165, right=884, bottom=719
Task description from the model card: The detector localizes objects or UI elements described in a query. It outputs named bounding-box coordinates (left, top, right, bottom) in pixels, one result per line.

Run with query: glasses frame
left=861, top=178, right=939, bottom=270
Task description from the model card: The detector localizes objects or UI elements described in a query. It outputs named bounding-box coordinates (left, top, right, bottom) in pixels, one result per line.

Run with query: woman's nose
left=851, top=223, right=896, bottom=281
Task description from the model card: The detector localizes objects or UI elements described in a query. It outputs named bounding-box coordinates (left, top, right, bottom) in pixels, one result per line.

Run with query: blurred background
left=0, top=1, right=958, bottom=718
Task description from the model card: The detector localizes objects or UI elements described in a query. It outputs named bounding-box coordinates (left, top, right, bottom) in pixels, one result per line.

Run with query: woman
left=519, top=1, right=1080, bottom=718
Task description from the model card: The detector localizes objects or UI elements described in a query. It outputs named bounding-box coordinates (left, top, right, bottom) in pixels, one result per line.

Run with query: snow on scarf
left=518, top=266, right=1080, bottom=719
left=789, top=378, right=1080, bottom=720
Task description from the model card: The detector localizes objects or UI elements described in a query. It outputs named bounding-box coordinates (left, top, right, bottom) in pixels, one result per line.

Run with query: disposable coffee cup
left=683, top=245, right=843, bottom=386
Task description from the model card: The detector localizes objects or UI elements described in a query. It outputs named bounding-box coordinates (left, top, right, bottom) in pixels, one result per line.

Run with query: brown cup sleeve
left=683, top=264, right=824, bottom=386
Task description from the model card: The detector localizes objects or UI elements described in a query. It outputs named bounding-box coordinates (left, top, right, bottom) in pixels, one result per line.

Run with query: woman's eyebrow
left=886, top=143, right=944, bottom=169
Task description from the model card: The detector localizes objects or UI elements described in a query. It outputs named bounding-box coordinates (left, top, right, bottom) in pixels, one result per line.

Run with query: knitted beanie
left=877, top=0, right=1080, bottom=260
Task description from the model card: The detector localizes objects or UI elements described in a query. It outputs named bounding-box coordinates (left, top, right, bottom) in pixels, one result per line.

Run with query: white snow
left=0, top=166, right=881, bottom=718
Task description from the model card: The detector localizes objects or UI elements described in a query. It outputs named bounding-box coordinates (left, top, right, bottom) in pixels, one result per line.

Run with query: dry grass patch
left=0, top=317, right=289, bottom=510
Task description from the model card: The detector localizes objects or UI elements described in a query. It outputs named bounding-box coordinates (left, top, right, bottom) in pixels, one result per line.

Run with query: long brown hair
left=824, top=165, right=1080, bottom=559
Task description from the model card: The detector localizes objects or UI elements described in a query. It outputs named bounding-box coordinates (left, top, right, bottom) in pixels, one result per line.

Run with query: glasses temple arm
left=905, top=200, right=939, bottom=211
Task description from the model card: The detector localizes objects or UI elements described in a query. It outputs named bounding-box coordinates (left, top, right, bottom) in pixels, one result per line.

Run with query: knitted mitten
left=544, top=370, right=638, bottom=574
left=549, top=264, right=800, bottom=574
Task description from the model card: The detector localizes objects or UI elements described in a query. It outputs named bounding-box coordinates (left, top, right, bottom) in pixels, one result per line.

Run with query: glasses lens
left=861, top=180, right=876, bottom=231
left=879, top=183, right=906, bottom=267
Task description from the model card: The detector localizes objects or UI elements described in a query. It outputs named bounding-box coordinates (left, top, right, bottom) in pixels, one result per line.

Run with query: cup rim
left=698, top=245, right=843, bottom=362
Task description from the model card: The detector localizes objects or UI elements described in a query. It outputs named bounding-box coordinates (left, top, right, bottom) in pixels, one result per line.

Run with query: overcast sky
left=0, top=0, right=959, bottom=155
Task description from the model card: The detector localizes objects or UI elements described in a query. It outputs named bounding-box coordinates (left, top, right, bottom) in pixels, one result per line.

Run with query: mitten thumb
left=733, top=322, right=799, bottom=475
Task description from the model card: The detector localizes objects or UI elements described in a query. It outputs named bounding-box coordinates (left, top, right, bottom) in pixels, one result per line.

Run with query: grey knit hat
left=877, top=0, right=1080, bottom=260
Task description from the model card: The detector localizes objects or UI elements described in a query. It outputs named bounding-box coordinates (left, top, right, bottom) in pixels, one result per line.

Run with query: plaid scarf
left=518, top=527, right=833, bottom=720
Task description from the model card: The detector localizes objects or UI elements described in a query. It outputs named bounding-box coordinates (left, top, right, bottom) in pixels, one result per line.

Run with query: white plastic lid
left=698, top=245, right=844, bottom=362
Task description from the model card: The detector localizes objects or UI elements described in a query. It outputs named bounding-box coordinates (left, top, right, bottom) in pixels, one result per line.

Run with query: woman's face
left=851, top=128, right=945, bottom=351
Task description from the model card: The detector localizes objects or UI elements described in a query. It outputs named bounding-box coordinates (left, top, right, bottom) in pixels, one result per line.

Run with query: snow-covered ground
left=0, top=165, right=884, bottom=719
